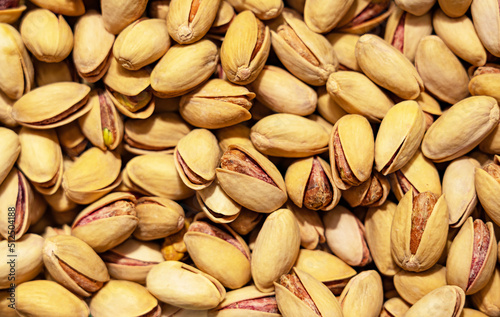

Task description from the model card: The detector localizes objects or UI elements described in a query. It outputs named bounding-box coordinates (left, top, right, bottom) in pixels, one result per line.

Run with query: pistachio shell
left=339, top=270, right=383, bottom=317
left=461, top=308, right=489, bottom=317
left=0, top=5, right=26, bottom=24
left=342, top=171, right=390, bottom=208
left=0, top=127, right=19, bottom=185
left=101, top=0, right=148, bottom=34
left=197, top=180, right=242, bottom=223
left=337, top=0, right=395, bottom=35
left=227, top=0, right=283, bottom=19
left=393, top=264, right=447, bottom=304
left=381, top=297, right=410, bottom=317
left=326, top=32, right=360, bottom=71
left=316, top=86, right=347, bottom=125
left=471, top=0, right=500, bottom=57
left=304, top=0, right=354, bottom=33
left=211, top=1, right=235, bottom=33
left=394, top=0, right=435, bottom=16
left=470, top=71, right=500, bottom=108
left=216, top=124, right=254, bottom=153
left=404, top=285, right=465, bottom=317
left=28, top=0, right=85, bottom=16
left=438, top=0, right=472, bottom=17
left=471, top=266, right=500, bottom=316
left=209, top=285, right=279, bottom=317
left=0, top=91, right=17, bottom=127
left=475, top=156, right=500, bottom=226
left=287, top=202, right=325, bottom=249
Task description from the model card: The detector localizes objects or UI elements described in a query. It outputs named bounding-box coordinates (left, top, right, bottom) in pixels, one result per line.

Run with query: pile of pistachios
left=1, top=0, right=500, bottom=316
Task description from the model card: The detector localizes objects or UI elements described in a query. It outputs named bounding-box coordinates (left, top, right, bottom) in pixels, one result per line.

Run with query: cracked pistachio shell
left=433, top=9, right=486, bottom=66
left=0, top=234, right=44, bottom=289
left=394, top=0, right=435, bottom=16
left=304, top=0, right=354, bottom=33
left=114, top=18, right=170, bottom=70
left=229, top=208, right=262, bottom=236
left=167, top=0, right=221, bottom=44
left=470, top=70, right=500, bottom=109
left=375, top=101, right=426, bottom=175
left=209, top=285, right=279, bottom=317
left=384, top=7, right=432, bottom=63
left=294, top=249, right=356, bottom=295
left=0, top=167, right=33, bottom=241
left=337, top=0, right=395, bottom=34
left=339, top=270, right=383, bottom=317
left=0, top=23, right=34, bottom=100
left=249, top=65, right=316, bottom=116
left=388, top=150, right=441, bottom=201
left=71, top=192, right=138, bottom=253
left=471, top=266, right=500, bottom=316
left=447, top=218, right=497, bottom=295
left=101, top=0, right=148, bottom=34
left=326, top=32, right=360, bottom=71
left=274, top=267, right=343, bottom=317
left=17, top=127, right=63, bottom=195
left=28, top=0, right=84, bottom=16
left=152, top=39, right=218, bottom=97
left=471, top=0, right=500, bottom=57
left=251, top=113, right=329, bottom=157
left=210, top=1, right=235, bottom=33
left=179, top=79, right=254, bottom=129
left=102, top=239, right=163, bottom=284
left=216, top=144, right=287, bottom=213
left=461, top=308, right=489, bottom=317
left=287, top=202, right=326, bottom=249
left=365, top=201, right=401, bottom=276
left=252, top=208, right=300, bottom=292
left=422, top=96, right=499, bottom=162
left=42, top=234, right=110, bottom=297
left=342, top=171, right=390, bottom=208
left=405, top=285, right=465, bottom=317
left=17, top=280, right=90, bottom=317
left=184, top=218, right=251, bottom=289
left=147, top=261, right=226, bottom=310
left=271, top=9, right=337, bottom=86
left=0, top=91, right=17, bottom=128
left=391, top=191, right=448, bottom=272
left=125, top=154, right=194, bottom=200
left=216, top=124, right=254, bottom=153
left=221, top=11, right=271, bottom=85
left=316, top=87, right=347, bottom=126
left=285, top=156, right=340, bottom=211
left=91, top=280, right=159, bottom=317
left=0, top=127, right=20, bottom=185
left=73, top=11, right=114, bottom=83
left=133, top=196, right=185, bottom=241
left=476, top=156, right=500, bottom=226
left=394, top=264, right=447, bottom=304
left=480, top=124, right=500, bottom=155
left=228, top=0, right=283, bottom=19
left=323, top=205, right=372, bottom=267
left=438, top=0, right=472, bottom=17
left=124, top=112, right=191, bottom=155
left=356, top=34, right=424, bottom=100
left=197, top=180, right=242, bottom=223
left=326, top=71, right=393, bottom=123
left=415, top=35, right=469, bottom=104
left=174, top=129, right=221, bottom=190
left=0, top=4, right=26, bottom=24
left=20, top=9, right=73, bottom=63
left=329, top=114, right=374, bottom=190
left=62, top=147, right=121, bottom=204
left=381, top=297, right=410, bottom=317
left=12, top=82, right=92, bottom=129
left=443, top=156, right=480, bottom=228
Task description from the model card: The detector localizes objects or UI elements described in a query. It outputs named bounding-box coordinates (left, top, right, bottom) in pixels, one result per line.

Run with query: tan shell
left=394, top=0, right=435, bottom=16
left=337, top=0, right=395, bottom=35
left=342, top=171, right=390, bottom=208
left=304, top=0, right=354, bottom=33
left=461, top=308, right=490, bottom=317
left=210, top=0, right=235, bottom=33
left=470, top=68, right=500, bottom=106
left=146, top=261, right=226, bottom=310
left=133, top=196, right=184, bottom=241
left=251, top=208, right=300, bottom=292
left=197, top=180, right=242, bottom=223
left=421, top=96, right=499, bottom=162
left=316, top=87, right=347, bottom=126
left=475, top=156, right=500, bottom=226
left=216, top=124, right=254, bottom=153
left=28, top=0, right=85, bottom=16
left=404, top=285, right=465, bottom=317
left=73, top=10, right=115, bottom=83
left=227, top=0, right=283, bottom=19
left=287, top=202, right=325, bottom=249
left=326, top=32, right=360, bottom=71
left=381, top=297, right=410, bottom=317
left=339, top=270, right=383, bottom=317
left=471, top=0, right=500, bottom=57
left=394, top=264, right=447, bottom=304
left=438, top=0, right=472, bottom=17
left=209, top=285, right=280, bottom=317
left=0, top=127, right=20, bottom=185
left=0, top=5, right=26, bottom=24
left=0, top=91, right=17, bottom=127
left=471, top=266, right=500, bottom=317
left=101, top=0, right=148, bottom=34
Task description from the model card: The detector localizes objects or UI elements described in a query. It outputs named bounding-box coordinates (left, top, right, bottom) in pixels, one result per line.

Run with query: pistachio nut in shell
left=0, top=234, right=43, bottom=289
left=323, top=205, right=372, bottom=267
left=356, top=34, right=424, bottom=100
left=471, top=266, right=500, bottom=316
left=375, top=101, right=426, bottom=175
left=446, top=217, right=497, bottom=295
left=73, top=10, right=115, bottom=83
left=71, top=192, right=138, bottom=253
left=220, top=10, right=271, bottom=85
left=433, top=8, right=486, bottom=67
left=294, top=249, right=357, bottom=295
left=326, top=33, right=360, bottom=71
left=227, top=0, right=283, bottom=20
left=469, top=64, right=500, bottom=106
left=179, top=78, right=254, bottom=129
left=251, top=113, right=329, bottom=157
left=0, top=291, right=18, bottom=317
left=216, top=144, right=287, bottom=213
left=151, top=40, right=218, bottom=97
left=16, top=280, right=90, bottom=317
left=0, top=127, right=19, bottom=185
left=393, top=264, right=447, bottom=304
left=229, top=208, right=262, bottom=236
left=208, top=285, right=280, bottom=316
left=161, top=219, right=190, bottom=262
left=339, top=270, right=383, bottom=317
left=394, top=0, right=435, bottom=16
left=124, top=112, right=191, bottom=155
left=329, top=114, right=374, bottom=190
left=274, top=267, right=343, bottom=317
left=461, top=308, right=490, bottom=317
left=42, top=234, right=110, bottom=297
left=342, top=171, right=390, bottom=208
left=100, top=238, right=164, bottom=284
left=0, top=91, right=17, bottom=128
left=308, top=114, right=333, bottom=133
left=197, top=180, right=242, bottom=224
left=421, top=96, right=499, bottom=163
left=216, top=124, right=254, bottom=153
left=316, top=87, right=347, bottom=126
left=210, top=1, right=235, bottom=33
left=475, top=155, right=500, bottom=226
left=101, top=0, right=148, bottom=34
left=174, top=129, right=221, bottom=190
left=0, top=1, right=26, bottom=24
left=404, top=285, right=465, bottom=317
left=303, top=0, right=355, bottom=33
left=287, top=202, right=326, bottom=249
left=336, top=0, right=395, bottom=35
left=471, top=0, right=500, bottom=57
left=326, top=71, right=394, bottom=123
left=167, top=0, right=221, bottom=44
left=20, top=9, right=73, bottom=63
left=438, top=0, right=472, bottom=17
left=133, top=196, right=185, bottom=241
left=12, top=82, right=91, bottom=129
left=28, top=0, right=85, bottom=16
left=90, top=280, right=160, bottom=317
left=365, top=201, right=400, bottom=276
left=184, top=217, right=251, bottom=289
left=0, top=23, right=34, bottom=100
left=443, top=156, right=480, bottom=228
left=251, top=208, right=300, bottom=292
left=62, top=147, right=121, bottom=204
left=147, top=261, right=226, bottom=310
left=380, top=297, right=410, bottom=317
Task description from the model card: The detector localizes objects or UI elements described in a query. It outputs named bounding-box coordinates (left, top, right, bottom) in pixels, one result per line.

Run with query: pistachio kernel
left=279, top=271, right=320, bottom=315
left=303, top=157, right=333, bottom=210
left=468, top=219, right=490, bottom=289
left=57, top=258, right=103, bottom=293
left=410, top=192, right=438, bottom=254
left=277, top=24, right=320, bottom=66
left=360, top=174, right=383, bottom=206
left=222, top=296, right=279, bottom=313
left=0, top=0, right=19, bottom=9
left=220, top=149, right=277, bottom=186
left=332, top=128, right=361, bottom=186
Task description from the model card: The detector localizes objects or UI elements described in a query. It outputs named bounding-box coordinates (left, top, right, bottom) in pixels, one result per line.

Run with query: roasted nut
left=342, top=171, right=390, bottom=208
left=404, top=285, right=465, bottom=317
left=209, top=285, right=280, bottom=316
left=0, top=127, right=20, bottom=185
left=197, top=180, right=242, bottom=224
left=304, top=0, right=354, bottom=33
left=393, top=264, right=447, bottom=304
left=101, top=0, right=148, bottom=34
left=475, top=155, right=500, bottom=226
left=337, top=0, right=394, bottom=34
left=339, top=270, right=383, bottom=317
left=227, top=0, right=283, bottom=20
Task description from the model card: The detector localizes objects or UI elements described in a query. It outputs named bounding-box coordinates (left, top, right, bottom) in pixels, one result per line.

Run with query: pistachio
left=227, top=0, right=283, bottom=20
left=394, top=0, right=435, bottom=16
left=101, top=0, right=148, bottom=34
left=438, top=0, right=471, bottom=17
left=133, top=197, right=185, bottom=241
left=210, top=1, right=235, bottom=33
left=471, top=266, right=500, bottom=316
left=0, top=91, right=17, bottom=127
left=393, top=264, right=447, bottom=304
left=343, top=171, right=390, bottom=208
left=337, top=0, right=394, bottom=34
left=0, top=1, right=25, bottom=24
left=339, top=270, right=383, bottom=317
left=471, top=0, right=500, bottom=57
left=0, top=127, right=19, bottom=185
left=315, top=88, right=347, bottom=126
left=304, top=0, right=355, bottom=33
left=209, top=285, right=280, bottom=316
left=287, top=202, right=326, bottom=249
left=216, top=124, right=255, bottom=153
left=161, top=219, right=190, bottom=262
left=475, top=155, right=500, bottom=226
left=56, top=122, right=87, bottom=160
left=326, top=33, right=360, bottom=71
left=380, top=297, right=410, bottom=317
left=405, top=286, right=465, bottom=317
left=28, top=0, right=85, bottom=16
left=197, top=180, right=242, bottom=224
left=149, top=0, right=170, bottom=19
